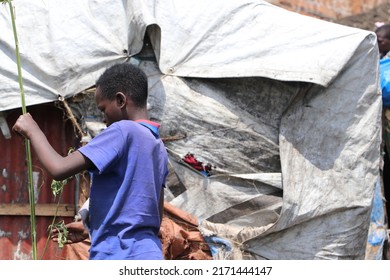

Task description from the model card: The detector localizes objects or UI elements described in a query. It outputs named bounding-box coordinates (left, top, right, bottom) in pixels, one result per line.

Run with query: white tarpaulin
left=0, top=0, right=382, bottom=259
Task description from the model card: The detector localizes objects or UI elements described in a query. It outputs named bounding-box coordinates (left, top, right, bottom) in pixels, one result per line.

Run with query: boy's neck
left=128, top=107, right=149, bottom=121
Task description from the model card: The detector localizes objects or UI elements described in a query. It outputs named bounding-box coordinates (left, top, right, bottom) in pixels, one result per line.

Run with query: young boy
left=13, top=63, right=169, bottom=260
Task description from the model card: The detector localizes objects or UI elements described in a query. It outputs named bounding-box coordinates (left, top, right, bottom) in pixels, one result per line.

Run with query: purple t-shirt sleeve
left=78, top=123, right=123, bottom=174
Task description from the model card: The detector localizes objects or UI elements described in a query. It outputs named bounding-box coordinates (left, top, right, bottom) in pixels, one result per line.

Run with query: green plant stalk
left=41, top=189, right=64, bottom=259
left=7, top=1, right=37, bottom=260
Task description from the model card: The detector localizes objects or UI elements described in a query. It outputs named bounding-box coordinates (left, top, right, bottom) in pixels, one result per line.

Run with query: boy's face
left=95, top=86, right=122, bottom=126
left=376, top=29, right=390, bottom=56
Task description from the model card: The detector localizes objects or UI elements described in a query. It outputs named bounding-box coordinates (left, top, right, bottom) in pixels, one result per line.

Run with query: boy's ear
left=115, top=92, right=127, bottom=108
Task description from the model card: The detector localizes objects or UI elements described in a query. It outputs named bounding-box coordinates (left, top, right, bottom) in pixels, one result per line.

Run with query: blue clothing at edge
left=379, top=57, right=390, bottom=108
left=78, top=120, right=168, bottom=260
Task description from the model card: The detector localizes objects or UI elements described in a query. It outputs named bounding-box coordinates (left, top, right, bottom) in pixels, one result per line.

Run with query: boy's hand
left=12, top=113, right=39, bottom=139
left=51, top=221, right=89, bottom=244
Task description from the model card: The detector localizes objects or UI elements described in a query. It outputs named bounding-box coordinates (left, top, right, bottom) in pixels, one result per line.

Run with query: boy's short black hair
left=375, top=24, right=390, bottom=39
left=96, top=63, right=148, bottom=107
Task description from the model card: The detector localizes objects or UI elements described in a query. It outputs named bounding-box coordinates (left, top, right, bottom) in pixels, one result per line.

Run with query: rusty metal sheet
left=0, top=104, right=81, bottom=260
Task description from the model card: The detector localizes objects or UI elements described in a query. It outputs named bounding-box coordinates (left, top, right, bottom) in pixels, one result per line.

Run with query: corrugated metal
left=0, top=103, right=81, bottom=260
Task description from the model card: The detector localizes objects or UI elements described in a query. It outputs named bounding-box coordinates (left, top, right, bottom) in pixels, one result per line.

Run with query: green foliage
left=48, top=221, right=68, bottom=248
left=47, top=146, right=75, bottom=250
left=50, top=148, right=75, bottom=197
left=50, top=179, right=68, bottom=198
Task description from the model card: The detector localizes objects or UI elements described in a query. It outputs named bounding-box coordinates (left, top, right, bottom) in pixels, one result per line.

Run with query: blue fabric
left=379, top=58, right=390, bottom=108
left=137, top=121, right=160, bottom=138
left=78, top=120, right=168, bottom=260
left=366, top=179, right=386, bottom=259
left=203, top=235, right=233, bottom=258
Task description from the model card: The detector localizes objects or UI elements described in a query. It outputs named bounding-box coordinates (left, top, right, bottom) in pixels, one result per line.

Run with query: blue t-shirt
left=380, top=57, right=390, bottom=108
left=78, top=120, right=168, bottom=260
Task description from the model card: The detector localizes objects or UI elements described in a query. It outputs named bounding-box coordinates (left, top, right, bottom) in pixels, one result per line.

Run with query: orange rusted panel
left=0, top=104, right=81, bottom=260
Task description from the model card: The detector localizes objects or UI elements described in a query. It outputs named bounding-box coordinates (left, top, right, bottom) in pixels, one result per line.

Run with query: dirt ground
left=334, top=2, right=390, bottom=31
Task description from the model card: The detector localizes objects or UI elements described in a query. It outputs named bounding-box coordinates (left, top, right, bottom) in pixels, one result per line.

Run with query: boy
left=13, top=63, right=168, bottom=260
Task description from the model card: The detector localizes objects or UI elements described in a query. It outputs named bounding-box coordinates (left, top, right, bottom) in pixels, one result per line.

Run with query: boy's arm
left=13, top=113, right=93, bottom=181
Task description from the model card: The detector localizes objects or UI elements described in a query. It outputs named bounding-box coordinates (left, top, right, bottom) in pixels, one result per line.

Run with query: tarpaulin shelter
left=0, top=0, right=383, bottom=259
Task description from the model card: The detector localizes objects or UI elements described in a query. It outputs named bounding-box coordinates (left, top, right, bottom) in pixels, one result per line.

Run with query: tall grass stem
left=7, top=0, right=38, bottom=260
